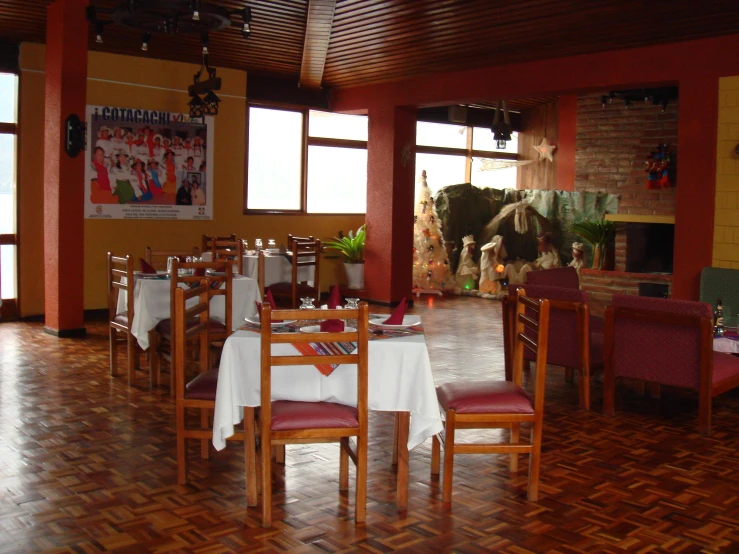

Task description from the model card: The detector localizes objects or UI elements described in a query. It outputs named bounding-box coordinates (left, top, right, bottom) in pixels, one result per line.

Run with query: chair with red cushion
left=249, top=302, right=369, bottom=526
left=107, top=252, right=138, bottom=385
left=525, top=266, right=580, bottom=289
left=173, top=282, right=249, bottom=490
left=269, top=238, right=321, bottom=308
left=503, top=283, right=603, bottom=410
left=431, top=289, right=550, bottom=502
left=603, top=294, right=739, bottom=436
left=150, top=259, right=232, bottom=394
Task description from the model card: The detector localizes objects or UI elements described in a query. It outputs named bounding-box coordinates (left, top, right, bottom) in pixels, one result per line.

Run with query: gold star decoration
left=533, top=137, right=556, bottom=162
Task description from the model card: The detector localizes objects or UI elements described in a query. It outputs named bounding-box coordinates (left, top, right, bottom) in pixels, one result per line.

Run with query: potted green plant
left=325, top=225, right=366, bottom=289
left=570, top=219, right=616, bottom=270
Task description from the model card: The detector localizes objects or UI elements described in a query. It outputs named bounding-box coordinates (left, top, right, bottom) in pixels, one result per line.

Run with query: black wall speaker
left=65, top=114, right=86, bottom=158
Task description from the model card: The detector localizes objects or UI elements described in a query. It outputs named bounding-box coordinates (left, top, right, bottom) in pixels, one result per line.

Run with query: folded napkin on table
left=254, top=288, right=282, bottom=322
left=140, top=258, right=157, bottom=274
left=320, top=285, right=344, bottom=332
left=383, top=296, right=407, bottom=325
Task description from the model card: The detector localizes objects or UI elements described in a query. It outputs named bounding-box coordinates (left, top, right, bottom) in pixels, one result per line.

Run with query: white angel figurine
left=479, top=235, right=507, bottom=294
left=455, top=235, right=479, bottom=290
left=569, top=242, right=586, bottom=280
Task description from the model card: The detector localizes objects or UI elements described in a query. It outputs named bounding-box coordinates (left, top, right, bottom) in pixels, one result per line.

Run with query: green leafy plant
left=570, top=219, right=616, bottom=269
left=324, top=225, right=366, bottom=264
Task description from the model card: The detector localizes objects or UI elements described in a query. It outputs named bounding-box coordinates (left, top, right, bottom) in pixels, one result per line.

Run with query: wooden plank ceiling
left=2, top=0, right=739, bottom=94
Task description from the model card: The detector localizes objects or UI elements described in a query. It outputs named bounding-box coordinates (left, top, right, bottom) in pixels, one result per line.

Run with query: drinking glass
left=241, top=239, right=249, bottom=251
left=267, top=239, right=276, bottom=251
left=166, top=256, right=174, bottom=275
left=345, top=298, right=360, bottom=310
left=255, top=238, right=263, bottom=252
left=299, top=297, right=316, bottom=310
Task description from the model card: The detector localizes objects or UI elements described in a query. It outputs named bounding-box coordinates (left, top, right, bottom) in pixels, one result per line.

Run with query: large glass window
left=245, top=107, right=368, bottom=214
left=415, top=153, right=467, bottom=196
left=0, top=72, right=17, bottom=305
left=246, top=107, right=303, bottom=211
left=417, top=121, right=468, bottom=149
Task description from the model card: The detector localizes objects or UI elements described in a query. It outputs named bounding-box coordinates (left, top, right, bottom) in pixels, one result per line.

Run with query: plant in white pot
left=325, top=225, right=366, bottom=290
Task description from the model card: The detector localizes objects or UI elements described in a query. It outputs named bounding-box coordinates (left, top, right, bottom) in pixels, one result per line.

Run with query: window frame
left=0, top=68, right=19, bottom=319
left=243, top=103, right=368, bottom=215
left=415, top=125, right=519, bottom=184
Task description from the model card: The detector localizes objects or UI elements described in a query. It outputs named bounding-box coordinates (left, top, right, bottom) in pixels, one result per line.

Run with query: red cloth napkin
left=383, top=297, right=407, bottom=325
left=194, top=267, right=205, bottom=277
left=255, top=288, right=282, bottom=322
left=140, top=258, right=157, bottom=274
left=320, top=285, right=344, bottom=332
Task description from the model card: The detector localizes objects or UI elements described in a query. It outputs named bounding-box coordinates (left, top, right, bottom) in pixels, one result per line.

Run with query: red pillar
left=43, top=0, right=88, bottom=336
left=365, top=106, right=417, bottom=304
left=556, top=95, right=577, bottom=191
left=672, top=75, right=718, bottom=300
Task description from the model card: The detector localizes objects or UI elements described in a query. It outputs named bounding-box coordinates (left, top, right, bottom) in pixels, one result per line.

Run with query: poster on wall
left=84, top=105, right=214, bottom=220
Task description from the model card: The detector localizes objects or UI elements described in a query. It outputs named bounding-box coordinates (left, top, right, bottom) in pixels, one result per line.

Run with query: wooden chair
left=287, top=234, right=314, bottom=246
left=144, top=246, right=201, bottom=272
left=202, top=233, right=236, bottom=254
left=211, top=239, right=244, bottom=275
left=603, top=294, right=739, bottom=436
left=107, top=252, right=137, bottom=385
left=248, top=302, right=369, bottom=526
left=503, top=283, right=602, bottom=410
left=173, top=281, right=248, bottom=486
left=149, top=259, right=233, bottom=394
left=431, top=289, right=550, bottom=502
left=269, top=238, right=321, bottom=308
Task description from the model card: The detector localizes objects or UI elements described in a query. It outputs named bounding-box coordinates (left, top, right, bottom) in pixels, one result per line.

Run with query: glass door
left=0, top=72, right=18, bottom=320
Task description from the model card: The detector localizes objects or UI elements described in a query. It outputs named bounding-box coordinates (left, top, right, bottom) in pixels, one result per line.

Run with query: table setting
left=212, top=288, right=441, bottom=511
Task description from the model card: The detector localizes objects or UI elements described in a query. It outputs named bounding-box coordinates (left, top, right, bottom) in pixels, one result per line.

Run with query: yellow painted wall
left=714, top=75, right=739, bottom=269
left=18, top=43, right=363, bottom=317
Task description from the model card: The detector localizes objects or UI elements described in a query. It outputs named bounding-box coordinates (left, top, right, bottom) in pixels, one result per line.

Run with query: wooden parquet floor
left=2, top=296, right=739, bottom=553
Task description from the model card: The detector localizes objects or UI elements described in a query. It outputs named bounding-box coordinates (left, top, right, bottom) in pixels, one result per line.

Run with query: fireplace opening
left=625, top=223, right=674, bottom=273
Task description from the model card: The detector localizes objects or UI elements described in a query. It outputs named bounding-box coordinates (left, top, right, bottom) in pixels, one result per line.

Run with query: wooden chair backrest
left=144, top=246, right=201, bottom=271
left=202, top=233, right=236, bottom=254
left=287, top=234, right=314, bottom=247
left=107, top=252, right=134, bottom=324
left=257, top=250, right=266, bottom=299
left=169, top=259, right=233, bottom=336
left=174, top=281, right=210, bottom=401
left=212, top=239, right=244, bottom=275
left=259, top=302, right=369, bottom=435
left=512, top=288, right=550, bottom=415
left=290, top=237, right=321, bottom=303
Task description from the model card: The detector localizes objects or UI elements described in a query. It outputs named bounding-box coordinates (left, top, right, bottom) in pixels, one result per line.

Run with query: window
left=415, top=121, right=519, bottom=195
left=245, top=107, right=367, bottom=214
left=0, top=72, right=18, bottom=306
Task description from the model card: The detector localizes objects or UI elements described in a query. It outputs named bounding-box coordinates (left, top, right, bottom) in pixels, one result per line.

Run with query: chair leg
left=200, top=409, right=209, bottom=459
left=109, top=327, right=118, bottom=376
left=441, top=411, right=456, bottom=503
left=149, top=330, right=159, bottom=387
left=261, top=437, right=272, bottom=527
left=430, top=435, right=440, bottom=476
left=509, top=423, right=520, bottom=474
left=564, top=367, right=574, bottom=384
left=274, top=444, right=285, bottom=464
left=698, top=386, right=712, bottom=437
left=580, top=369, right=591, bottom=411
left=339, top=437, right=349, bottom=491
left=604, top=369, right=616, bottom=417
left=391, top=412, right=399, bottom=465
left=527, top=419, right=544, bottom=502
left=244, top=407, right=258, bottom=507
left=176, top=403, right=187, bottom=485
left=126, top=331, right=136, bottom=386
left=356, top=432, right=367, bottom=524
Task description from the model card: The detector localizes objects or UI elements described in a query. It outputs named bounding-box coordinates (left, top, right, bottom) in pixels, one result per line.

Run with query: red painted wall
left=43, top=0, right=89, bottom=332
left=334, top=34, right=739, bottom=300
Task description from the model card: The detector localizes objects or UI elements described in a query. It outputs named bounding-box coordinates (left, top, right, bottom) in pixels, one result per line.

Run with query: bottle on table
left=714, top=298, right=725, bottom=337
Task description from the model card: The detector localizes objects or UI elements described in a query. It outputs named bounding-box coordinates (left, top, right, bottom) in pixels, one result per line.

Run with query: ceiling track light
left=201, top=32, right=209, bottom=55
left=193, top=0, right=201, bottom=20
left=141, top=32, right=151, bottom=51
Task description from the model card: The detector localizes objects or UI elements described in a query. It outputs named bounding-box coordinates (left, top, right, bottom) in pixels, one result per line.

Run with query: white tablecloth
left=202, top=251, right=314, bottom=288
left=714, top=337, right=739, bottom=354
left=117, top=274, right=259, bottom=350
left=212, top=329, right=442, bottom=451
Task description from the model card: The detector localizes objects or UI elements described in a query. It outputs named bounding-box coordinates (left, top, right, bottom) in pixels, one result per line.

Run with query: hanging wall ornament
left=645, top=143, right=672, bottom=189
left=533, top=137, right=556, bottom=162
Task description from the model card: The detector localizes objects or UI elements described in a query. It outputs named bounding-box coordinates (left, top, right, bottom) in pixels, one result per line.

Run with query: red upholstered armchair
left=603, top=294, right=739, bottom=435
left=525, top=266, right=580, bottom=289
left=503, top=283, right=603, bottom=410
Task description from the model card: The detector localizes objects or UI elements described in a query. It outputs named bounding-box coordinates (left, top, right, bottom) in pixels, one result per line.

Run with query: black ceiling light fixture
left=491, top=100, right=512, bottom=149
left=86, top=1, right=253, bottom=119
left=600, top=87, right=678, bottom=113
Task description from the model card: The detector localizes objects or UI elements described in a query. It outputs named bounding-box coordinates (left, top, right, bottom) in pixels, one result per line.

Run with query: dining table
left=714, top=332, right=739, bottom=354
left=212, top=316, right=443, bottom=511
left=201, top=250, right=315, bottom=288
left=117, top=272, right=260, bottom=350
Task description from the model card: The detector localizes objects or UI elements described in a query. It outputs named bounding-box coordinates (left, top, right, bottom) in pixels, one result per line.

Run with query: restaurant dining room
left=2, top=0, right=739, bottom=552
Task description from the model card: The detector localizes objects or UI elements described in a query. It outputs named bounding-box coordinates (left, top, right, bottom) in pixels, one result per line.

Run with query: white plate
left=244, top=316, right=296, bottom=327
left=300, top=325, right=357, bottom=333
left=368, top=315, right=421, bottom=329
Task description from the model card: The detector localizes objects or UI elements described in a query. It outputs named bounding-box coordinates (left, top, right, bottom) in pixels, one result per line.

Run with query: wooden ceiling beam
left=298, top=0, right=336, bottom=90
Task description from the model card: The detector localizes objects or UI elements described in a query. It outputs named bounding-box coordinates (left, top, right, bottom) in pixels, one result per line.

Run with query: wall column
left=556, top=94, right=577, bottom=191
left=365, top=106, right=416, bottom=304
left=43, top=0, right=88, bottom=336
left=672, top=75, right=718, bottom=300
